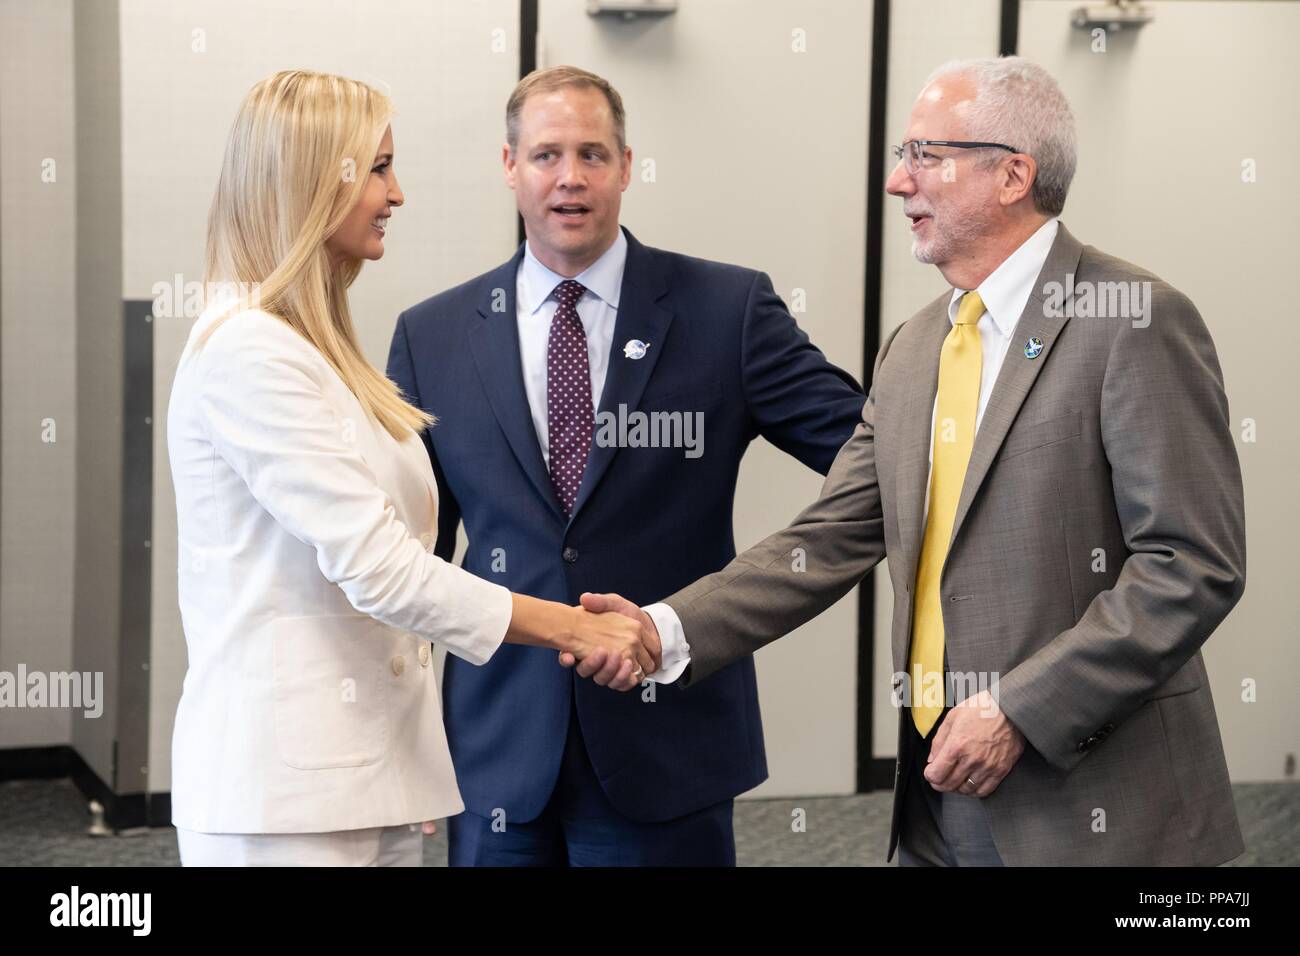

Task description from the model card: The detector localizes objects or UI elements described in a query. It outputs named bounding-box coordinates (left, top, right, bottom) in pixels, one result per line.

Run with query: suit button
left=418, top=644, right=431, bottom=667
left=1076, top=740, right=1089, bottom=753
left=562, top=547, right=579, bottom=563
left=391, top=656, right=406, bottom=677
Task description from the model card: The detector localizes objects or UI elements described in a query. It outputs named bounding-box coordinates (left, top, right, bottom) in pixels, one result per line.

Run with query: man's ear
left=502, top=143, right=517, bottom=189
left=620, top=146, right=633, bottom=191
left=1000, top=154, right=1037, bottom=208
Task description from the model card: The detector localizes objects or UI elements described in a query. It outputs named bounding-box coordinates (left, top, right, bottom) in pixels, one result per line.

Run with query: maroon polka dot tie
left=546, top=280, right=593, bottom=515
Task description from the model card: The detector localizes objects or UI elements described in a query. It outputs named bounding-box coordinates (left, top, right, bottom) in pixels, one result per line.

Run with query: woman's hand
left=565, top=604, right=658, bottom=691
left=504, top=593, right=658, bottom=691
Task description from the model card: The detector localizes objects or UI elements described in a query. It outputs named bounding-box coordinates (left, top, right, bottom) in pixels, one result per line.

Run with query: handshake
left=559, top=592, right=663, bottom=692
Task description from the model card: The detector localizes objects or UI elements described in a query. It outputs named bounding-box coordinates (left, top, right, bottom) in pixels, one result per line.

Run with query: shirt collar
left=519, top=227, right=628, bottom=315
left=947, top=218, right=1059, bottom=339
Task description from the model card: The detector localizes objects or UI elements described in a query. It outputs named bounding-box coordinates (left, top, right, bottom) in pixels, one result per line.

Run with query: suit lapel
left=893, top=224, right=1086, bottom=582
left=468, top=247, right=567, bottom=520
left=893, top=303, right=951, bottom=594
left=947, top=224, right=1083, bottom=551
left=566, top=229, right=675, bottom=524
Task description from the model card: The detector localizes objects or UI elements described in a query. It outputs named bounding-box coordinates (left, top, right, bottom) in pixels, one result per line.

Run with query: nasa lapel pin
left=1024, top=336, right=1044, bottom=360
left=623, top=339, right=650, bottom=360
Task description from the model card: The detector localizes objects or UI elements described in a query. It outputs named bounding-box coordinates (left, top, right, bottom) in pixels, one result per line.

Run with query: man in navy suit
left=387, top=65, right=865, bottom=865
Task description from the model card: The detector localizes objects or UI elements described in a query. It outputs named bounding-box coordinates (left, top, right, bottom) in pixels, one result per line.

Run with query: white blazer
left=166, top=302, right=513, bottom=834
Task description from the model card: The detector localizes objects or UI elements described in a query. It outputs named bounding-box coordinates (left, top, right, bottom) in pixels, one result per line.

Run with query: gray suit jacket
left=664, top=223, right=1246, bottom=866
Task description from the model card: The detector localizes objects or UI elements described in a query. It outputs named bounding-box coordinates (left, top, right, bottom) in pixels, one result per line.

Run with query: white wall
left=1019, top=0, right=1300, bottom=781
left=121, top=0, right=521, bottom=790
left=0, top=0, right=78, bottom=749
left=539, top=0, right=872, bottom=797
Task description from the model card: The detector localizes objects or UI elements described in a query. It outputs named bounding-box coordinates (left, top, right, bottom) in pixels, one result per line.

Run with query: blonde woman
left=166, top=70, right=655, bottom=866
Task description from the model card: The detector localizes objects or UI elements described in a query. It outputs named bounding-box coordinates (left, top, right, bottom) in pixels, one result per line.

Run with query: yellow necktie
left=909, top=290, right=984, bottom=737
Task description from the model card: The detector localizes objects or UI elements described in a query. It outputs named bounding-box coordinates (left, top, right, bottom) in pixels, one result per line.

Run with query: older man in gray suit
left=568, top=56, right=1246, bottom=866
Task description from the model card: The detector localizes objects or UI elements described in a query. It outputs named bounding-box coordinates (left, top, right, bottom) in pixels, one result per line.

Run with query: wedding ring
left=965, top=776, right=978, bottom=789
left=633, top=666, right=645, bottom=680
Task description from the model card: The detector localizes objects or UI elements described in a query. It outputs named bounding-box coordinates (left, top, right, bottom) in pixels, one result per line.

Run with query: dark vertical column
left=517, top=0, right=539, bottom=246
left=859, top=0, right=892, bottom=793
left=1000, top=0, right=1020, bottom=55
left=117, top=300, right=153, bottom=808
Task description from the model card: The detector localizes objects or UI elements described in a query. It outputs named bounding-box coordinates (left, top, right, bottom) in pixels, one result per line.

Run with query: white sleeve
left=641, top=602, right=691, bottom=684
left=194, top=314, right=512, bottom=664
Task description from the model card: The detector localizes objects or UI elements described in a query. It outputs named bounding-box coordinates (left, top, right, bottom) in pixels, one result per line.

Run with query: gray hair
left=924, top=56, right=1077, bottom=216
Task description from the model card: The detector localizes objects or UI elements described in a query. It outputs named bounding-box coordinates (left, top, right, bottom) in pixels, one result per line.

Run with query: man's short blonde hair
left=506, top=65, right=627, bottom=155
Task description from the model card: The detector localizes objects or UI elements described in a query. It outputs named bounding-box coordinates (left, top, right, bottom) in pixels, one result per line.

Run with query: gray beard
left=911, top=209, right=994, bottom=266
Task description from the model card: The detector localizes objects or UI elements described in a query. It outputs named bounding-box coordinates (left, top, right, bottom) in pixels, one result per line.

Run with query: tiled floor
left=1, top=778, right=1295, bottom=866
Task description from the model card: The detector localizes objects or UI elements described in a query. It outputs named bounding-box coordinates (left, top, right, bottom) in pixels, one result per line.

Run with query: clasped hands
left=418, top=591, right=655, bottom=835
left=559, top=592, right=661, bottom=692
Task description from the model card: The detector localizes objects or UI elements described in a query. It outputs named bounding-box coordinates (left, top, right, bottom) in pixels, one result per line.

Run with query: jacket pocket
left=997, top=409, right=1082, bottom=462
left=271, top=614, right=392, bottom=770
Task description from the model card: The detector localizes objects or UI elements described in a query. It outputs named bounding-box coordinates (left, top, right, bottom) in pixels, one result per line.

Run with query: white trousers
left=176, top=824, right=424, bottom=867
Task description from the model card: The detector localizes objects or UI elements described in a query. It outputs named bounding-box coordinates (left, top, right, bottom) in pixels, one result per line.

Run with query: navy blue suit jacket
left=387, top=227, right=864, bottom=823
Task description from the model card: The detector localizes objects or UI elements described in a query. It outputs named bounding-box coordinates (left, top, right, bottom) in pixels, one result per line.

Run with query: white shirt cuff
left=642, top=602, right=690, bottom=684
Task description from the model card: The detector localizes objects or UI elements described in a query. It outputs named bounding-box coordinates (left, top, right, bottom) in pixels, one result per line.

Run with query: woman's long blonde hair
left=198, top=69, right=433, bottom=440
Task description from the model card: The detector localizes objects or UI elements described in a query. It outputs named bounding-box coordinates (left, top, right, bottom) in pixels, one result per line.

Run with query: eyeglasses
left=891, top=140, right=1019, bottom=176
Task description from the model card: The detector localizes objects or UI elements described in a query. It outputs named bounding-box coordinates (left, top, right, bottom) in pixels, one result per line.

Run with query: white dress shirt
left=514, top=228, right=691, bottom=680
left=642, top=218, right=1061, bottom=684
left=517, top=229, right=624, bottom=468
